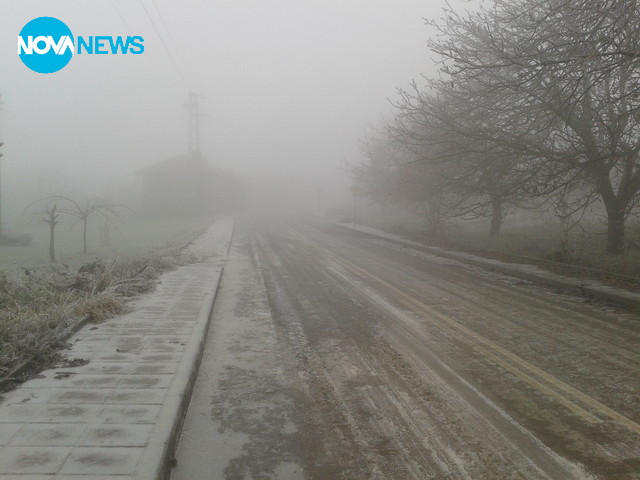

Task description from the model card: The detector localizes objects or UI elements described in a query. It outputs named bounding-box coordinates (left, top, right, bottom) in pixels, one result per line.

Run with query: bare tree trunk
left=554, top=194, right=571, bottom=260
left=428, top=218, right=442, bottom=237
left=49, top=221, right=56, bottom=264
left=102, top=222, right=111, bottom=246
left=83, top=217, right=88, bottom=255
left=606, top=207, right=625, bottom=255
left=559, top=215, right=570, bottom=259
left=48, top=205, right=58, bottom=264
left=423, top=188, right=444, bottom=238
left=489, top=197, right=502, bottom=237
left=599, top=181, right=626, bottom=255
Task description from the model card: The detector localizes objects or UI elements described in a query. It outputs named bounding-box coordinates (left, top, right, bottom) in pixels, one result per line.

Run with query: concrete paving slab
left=0, top=446, right=71, bottom=474
left=77, top=424, right=154, bottom=447
left=0, top=219, right=233, bottom=479
left=118, top=375, right=173, bottom=389
left=44, top=389, right=112, bottom=405
left=96, top=404, right=161, bottom=424
left=11, top=425, right=84, bottom=446
left=131, top=364, right=178, bottom=375
left=0, top=423, right=21, bottom=445
left=0, top=404, right=45, bottom=423
left=60, top=447, right=141, bottom=475
left=39, top=405, right=102, bottom=423
left=22, top=374, right=120, bottom=389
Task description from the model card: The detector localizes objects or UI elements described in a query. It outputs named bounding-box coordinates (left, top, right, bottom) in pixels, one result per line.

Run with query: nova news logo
left=18, top=16, right=144, bottom=74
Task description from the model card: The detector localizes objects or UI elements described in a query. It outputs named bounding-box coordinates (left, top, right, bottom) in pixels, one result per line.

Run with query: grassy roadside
left=0, top=214, right=211, bottom=270
left=0, top=215, right=213, bottom=388
left=369, top=217, right=640, bottom=292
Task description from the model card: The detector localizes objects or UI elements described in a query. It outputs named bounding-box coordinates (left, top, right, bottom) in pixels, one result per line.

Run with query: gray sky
left=0, top=0, right=471, bottom=215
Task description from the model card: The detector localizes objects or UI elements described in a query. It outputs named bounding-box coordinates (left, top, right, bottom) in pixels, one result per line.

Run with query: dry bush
left=0, top=230, right=203, bottom=378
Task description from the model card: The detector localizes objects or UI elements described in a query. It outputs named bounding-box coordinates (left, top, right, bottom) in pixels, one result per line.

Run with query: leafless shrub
left=0, top=228, right=203, bottom=378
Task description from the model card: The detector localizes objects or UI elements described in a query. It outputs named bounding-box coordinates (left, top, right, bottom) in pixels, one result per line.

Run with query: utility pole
left=184, top=92, right=206, bottom=163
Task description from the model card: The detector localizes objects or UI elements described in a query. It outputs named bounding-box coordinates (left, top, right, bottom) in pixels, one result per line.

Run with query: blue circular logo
left=18, top=17, right=74, bottom=74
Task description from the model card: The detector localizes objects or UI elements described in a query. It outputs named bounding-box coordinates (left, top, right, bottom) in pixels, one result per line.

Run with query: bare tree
left=428, top=0, right=640, bottom=253
left=388, top=86, right=545, bottom=237
left=23, top=199, right=60, bottom=264
left=355, top=127, right=453, bottom=236
left=24, top=196, right=124, bottom=259
left=545, top=180, right=599, bottom=260
left=44, top=205, right=58, bottom=264
left=54, top=197, right=123, bottom=255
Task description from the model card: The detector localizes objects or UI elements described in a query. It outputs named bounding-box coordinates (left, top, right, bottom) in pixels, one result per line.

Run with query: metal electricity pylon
left=184, top=92, right=207, bottom=163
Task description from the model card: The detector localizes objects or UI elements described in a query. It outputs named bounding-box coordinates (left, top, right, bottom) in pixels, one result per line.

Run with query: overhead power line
left=137, top=0, right=189, bottom=87
left=108, top=0, right=175, bottom=90
left=109, top=0, right=133, bottom=33
left=150, top=0, right=195, bottom=86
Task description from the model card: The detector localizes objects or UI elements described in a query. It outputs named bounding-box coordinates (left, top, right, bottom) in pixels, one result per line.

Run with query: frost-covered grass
left=438, top=220, right=640, bottom=275
left=0, top=215, right=211, bottom=381
left=360, top=211, right=640, bottom=286
left=0, top=270, right=126, bottom=377
left=375, top=217, right=640, bottom=287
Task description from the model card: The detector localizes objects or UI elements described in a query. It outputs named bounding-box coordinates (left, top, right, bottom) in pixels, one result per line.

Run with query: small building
left=137, top=155, right=244, bottom=216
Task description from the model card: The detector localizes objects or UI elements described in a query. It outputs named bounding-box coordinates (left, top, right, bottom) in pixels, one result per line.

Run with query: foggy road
left=172, top=219, right=640, bottom=480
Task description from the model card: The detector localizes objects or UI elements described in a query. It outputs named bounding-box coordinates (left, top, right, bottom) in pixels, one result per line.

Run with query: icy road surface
left=171, top=219, right=640, bottom=480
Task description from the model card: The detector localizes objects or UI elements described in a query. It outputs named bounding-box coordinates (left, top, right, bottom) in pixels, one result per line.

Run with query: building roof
left=137, top=155, right=221, bottom=178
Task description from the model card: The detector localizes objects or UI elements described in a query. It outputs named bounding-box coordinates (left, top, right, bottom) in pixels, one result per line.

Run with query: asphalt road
left=171, top=218, right=640, bottom=480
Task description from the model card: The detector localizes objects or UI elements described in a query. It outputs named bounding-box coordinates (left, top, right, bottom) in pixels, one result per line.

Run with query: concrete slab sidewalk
left=0, top=219, right=233, bottom=480
left=339, top=222, right=640, bottom=311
